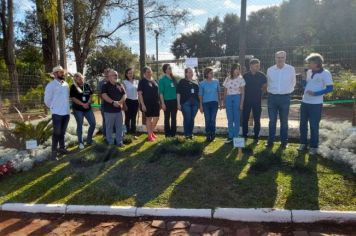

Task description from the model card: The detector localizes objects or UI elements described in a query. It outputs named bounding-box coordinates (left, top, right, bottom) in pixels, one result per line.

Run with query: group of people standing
left=44, top=51, right=333, bottom=160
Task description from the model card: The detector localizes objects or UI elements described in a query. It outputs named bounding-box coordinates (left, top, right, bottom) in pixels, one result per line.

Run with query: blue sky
left=16, top=0, right=283, bottom=71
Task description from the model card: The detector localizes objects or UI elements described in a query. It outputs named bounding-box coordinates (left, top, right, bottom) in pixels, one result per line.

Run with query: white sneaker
left=309, top=148, right=318, bottom=155
left=79, top=143, right=85, bottom=150
left=298, top=144, right=307, bottom=151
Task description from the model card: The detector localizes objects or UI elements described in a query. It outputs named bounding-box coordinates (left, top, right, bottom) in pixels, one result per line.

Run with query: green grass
left=0, top=134, right=355, bottom=210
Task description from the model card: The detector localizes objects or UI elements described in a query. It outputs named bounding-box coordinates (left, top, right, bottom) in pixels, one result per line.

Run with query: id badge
left=82, top=96, right=86, bottom=102
left=171, top=83, right=174, bottom=88
left=191, top=88, right=195, bottom=94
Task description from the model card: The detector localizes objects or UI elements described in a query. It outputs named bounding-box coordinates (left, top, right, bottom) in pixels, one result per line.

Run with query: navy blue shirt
left=243, top=71, right=267, bottom=103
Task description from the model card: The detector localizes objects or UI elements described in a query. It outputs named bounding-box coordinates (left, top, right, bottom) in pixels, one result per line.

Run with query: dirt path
left=0, top=211, right=354, bottom=236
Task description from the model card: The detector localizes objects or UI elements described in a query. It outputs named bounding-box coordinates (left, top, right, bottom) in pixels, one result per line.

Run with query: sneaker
left=147, top=134, right=155, bottom=142
left=298, top=144, right=307, bottom=151
left=224, top=138, right=233, bottom=143
left=265, top=142, right=274, bottom=148
left=79, top=143, right=85, bottom=150
left=280, top=143, right=289, bottom=149
left=309, top=148, right=318, bottom=155
left=253, top=138, right=259, bottom=144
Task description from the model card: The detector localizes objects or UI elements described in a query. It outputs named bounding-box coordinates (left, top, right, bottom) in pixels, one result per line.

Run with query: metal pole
left=139, top=0, right=146, bottom=78
left=239, top=0, right=247, bottom=72
left=154, top=30, right=159, bottom=80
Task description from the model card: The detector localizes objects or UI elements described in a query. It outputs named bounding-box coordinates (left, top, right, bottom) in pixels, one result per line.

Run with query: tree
left=35, top=0, right=58, bottom=72
left=57, top=0, right=66, bottom=69
left=0, top=0, right=19, bottom=107
left=86, top=41, right=138, bottom=79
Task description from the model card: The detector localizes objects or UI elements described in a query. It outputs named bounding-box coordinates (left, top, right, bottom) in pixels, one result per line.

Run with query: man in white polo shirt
left=44, top=66, right=70, bottom=159
left=266, top=51, right=296, bottom=148
left=299, top=53, right=333, bottom=155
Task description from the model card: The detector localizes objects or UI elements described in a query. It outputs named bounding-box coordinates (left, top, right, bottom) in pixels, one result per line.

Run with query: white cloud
left=188, top=8, right=207, bottom=16
left=182, top=23, right=201, bottom=34
left=247, top=4, right=279, bottom=16
left=223, top=0, right=240, bottom=10
left=16, top=0, right=34, bottom=12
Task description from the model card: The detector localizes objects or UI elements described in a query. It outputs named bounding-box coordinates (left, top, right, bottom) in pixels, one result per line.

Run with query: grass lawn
left=0, top=134, right=355, bottom=211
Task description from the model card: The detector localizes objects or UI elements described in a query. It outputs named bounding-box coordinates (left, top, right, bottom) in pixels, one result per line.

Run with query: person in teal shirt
left=159, top=64, right=178, bottom=137
left=199, top=67, right=221, bottom=142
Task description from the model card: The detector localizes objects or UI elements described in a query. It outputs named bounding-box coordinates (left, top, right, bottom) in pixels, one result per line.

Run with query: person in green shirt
left=159, top=64, right=178, bottom=137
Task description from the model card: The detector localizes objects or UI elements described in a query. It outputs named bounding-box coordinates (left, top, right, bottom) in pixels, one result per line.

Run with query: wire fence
left=1, top=44, right=355, bottom=124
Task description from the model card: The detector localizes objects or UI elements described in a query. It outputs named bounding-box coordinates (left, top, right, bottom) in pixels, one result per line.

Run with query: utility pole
left=139, top=0, right=146, bottom=78
left=239, top=0, right=247, bottom=72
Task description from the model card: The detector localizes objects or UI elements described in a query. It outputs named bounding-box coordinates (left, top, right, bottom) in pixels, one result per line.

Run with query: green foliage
left=0, top=119, right=53, bottom=149
left=70, top=144, right=121, bottom=167
left=325, top=70, right=356, bottom=100
left=85, top=42, right=138, bottom=79
left=148, top=137, right=203, bottom=162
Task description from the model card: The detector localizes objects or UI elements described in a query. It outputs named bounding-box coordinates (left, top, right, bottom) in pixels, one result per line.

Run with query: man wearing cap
left=44, top=66, right=70, bottom=159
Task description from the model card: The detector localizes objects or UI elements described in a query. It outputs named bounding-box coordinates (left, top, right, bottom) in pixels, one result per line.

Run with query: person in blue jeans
left=266, top=51, right=296, bottom=149
left=222, top=64, right=245, bottom=143
left=199, top=67, right=221, bottom=142
left=70, top=72, right=96, bottom=149
left=299, top=53, right=333, bottom=155
left=177, top=68, right=199, bottom=139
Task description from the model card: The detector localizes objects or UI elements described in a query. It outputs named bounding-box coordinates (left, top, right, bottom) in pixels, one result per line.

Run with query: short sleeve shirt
left=223, top=76, right=246, bottom=95
left=198, top=79, right=220, bottom=103
left=177, top=79, right=199, bottom=104
left=302, top=69, right=333, bottom=104
left=158, top=75, right=177, bottom=100
left=70, top=83, right=93, bottom=111
left=138, top=78, right=160, bottom=105
left=101, top=82, right=126, bottom=113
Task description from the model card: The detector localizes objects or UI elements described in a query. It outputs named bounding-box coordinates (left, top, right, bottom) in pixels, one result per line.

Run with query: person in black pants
left=159, top=64, right=178, bottom=138
left=123, top=68, right=139, bottom=136
left=242, top=59, right=267, bottom=143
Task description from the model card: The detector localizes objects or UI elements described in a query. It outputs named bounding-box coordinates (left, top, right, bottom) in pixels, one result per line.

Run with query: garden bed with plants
left=0, top=131, right=355, bottom=210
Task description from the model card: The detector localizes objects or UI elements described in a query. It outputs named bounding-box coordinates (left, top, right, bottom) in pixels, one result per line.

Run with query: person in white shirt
left=266, top=51, right=296, bottom=148
left=222, top=63, right=245, bottom=143
left=298, top=53, right=333, bottom=155
left=44, top=65, right=70, bottom=159
left=123, top=68, right=139, bottom=136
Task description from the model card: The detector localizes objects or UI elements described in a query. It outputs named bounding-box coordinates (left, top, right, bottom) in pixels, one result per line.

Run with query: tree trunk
left=0, top=0, right=20, bottom=108
left=35, top=0, right=58, bottom=72
left=57, top=0, right=66, bottom=69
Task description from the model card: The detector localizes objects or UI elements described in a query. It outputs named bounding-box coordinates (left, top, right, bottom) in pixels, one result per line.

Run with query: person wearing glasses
left=101, top=69, right=127, bottom=146
left=70, top=72, right=96, bottom=149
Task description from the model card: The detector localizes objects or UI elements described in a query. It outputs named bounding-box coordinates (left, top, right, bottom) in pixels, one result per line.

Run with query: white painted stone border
left=0, top=204, right=355, bottom=223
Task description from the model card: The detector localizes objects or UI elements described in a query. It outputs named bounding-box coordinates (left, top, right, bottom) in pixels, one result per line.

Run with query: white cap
left=52, top=65, right=65, bottom=73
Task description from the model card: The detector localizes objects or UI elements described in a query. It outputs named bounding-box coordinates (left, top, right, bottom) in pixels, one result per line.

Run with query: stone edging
left=1, top=204, right=355, bottom=223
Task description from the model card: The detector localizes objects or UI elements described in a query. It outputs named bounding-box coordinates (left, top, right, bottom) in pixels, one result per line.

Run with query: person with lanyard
left=123, top=68, right=139, bottom=137
left=266, top=51, right=296, bottom=149
left=242, top=59, right=267, bottom=143
left=101, top=69, right=127, bottom=146
left=298, top=53, right=333, bottom=155
left=199, top=67, right=222, bottom=142
left=177, top=67, right=199, bottom=139
left=222, top=63, right=246, bottom=143
left=159, top=64, right=178, bottom=138
left=138, top=66, right=160, bottom=142
left=70, top=72, right=96, bottom=150
left=44, top=65, right=70, bottom=160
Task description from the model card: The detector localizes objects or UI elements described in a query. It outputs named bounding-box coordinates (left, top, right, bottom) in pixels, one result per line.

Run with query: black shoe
left=265, top=142, right=273, bottom=148
left=58, top=148, right=69, bottom=155
left=280, top=143, right=289, bottom=149
left=253, top=138, right=259, bottom=144
left=51, top=151, right=57, bottom=160
left=210, top=134, right=216, bottom=142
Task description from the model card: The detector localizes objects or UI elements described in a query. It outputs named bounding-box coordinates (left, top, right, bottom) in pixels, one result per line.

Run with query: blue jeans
left=225, top=94, right=241, bottom=138
left=300, top=102, right=322, bottom=148
left=104, top=112, right=123, bottom=145
left=73, top=109, right=96, bottom=144
left=203, top=101, right=218, bottom=135
left=181, top=99, right=199, bottom=137
left=52, top=114, right=70, bottom=151
left=267, top=94, right=291, bottom=144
